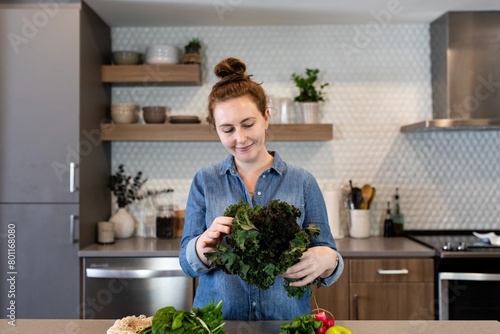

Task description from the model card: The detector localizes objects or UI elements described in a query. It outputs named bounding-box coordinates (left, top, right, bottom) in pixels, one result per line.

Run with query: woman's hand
left=196, top=216, right=233, bottom=266
left=282, top=246, right=338, bottom=287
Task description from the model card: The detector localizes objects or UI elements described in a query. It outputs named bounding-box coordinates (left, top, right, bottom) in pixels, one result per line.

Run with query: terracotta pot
left=110, top=208, right=135, bottom=239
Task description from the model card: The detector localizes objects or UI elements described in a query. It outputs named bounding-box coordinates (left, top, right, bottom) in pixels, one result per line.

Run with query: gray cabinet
left=0, top=204, right=80, bottom=318
left=0, top=4, right=111, bottom=318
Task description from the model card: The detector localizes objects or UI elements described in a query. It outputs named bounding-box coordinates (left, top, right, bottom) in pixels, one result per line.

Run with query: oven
left=406, top=231, right=500, bottom=321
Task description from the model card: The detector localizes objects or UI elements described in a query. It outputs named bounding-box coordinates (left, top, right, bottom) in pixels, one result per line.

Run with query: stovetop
left=405, top=230, right=500, bottom=258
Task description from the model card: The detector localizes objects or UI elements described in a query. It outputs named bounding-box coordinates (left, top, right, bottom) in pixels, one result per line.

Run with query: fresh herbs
left=279, top=314, right=323, bottom=334
left=205, top=200, right=320, bottom=299
left=138, top=300, right=225, bottom=334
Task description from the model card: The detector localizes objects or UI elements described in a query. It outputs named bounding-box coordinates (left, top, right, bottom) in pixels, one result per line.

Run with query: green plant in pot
left=291, top=68, right=329, bottom=123
left=183, top=37, right=202, bottom=64
left=108, top=164, right=147, bottom=239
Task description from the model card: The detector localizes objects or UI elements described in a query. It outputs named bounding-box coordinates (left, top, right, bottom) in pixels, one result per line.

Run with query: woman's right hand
left=196, top=216, right=233, bottom=265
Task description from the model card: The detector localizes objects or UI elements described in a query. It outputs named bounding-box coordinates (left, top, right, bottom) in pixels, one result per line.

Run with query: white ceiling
left=84, top=0, right=500, bottom=27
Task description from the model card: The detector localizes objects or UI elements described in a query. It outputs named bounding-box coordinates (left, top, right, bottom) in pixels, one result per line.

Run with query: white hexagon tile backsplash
left=111, top=24, right=500, bottom=235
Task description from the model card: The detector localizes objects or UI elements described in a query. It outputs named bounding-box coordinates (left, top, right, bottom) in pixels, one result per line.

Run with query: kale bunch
left=205, top=200, right=320, bottom=299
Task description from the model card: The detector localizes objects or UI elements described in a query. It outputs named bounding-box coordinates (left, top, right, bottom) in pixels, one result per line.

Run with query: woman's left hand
left=282, top=246, right=338, bottom=287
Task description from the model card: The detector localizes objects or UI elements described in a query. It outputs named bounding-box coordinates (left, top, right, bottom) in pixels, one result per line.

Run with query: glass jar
left=143, top=195, right=157, bottom=238
left=156, top=205, right=175, bottom=239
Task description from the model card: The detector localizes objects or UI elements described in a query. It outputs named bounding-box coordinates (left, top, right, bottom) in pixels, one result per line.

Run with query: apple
left=325, top=325, right=352, bottom=334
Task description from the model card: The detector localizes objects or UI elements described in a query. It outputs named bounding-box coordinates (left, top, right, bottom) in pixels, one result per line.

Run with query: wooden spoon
left=367, top=186, right=376, bottom=209
left=361, top=184, right=375, bottom=209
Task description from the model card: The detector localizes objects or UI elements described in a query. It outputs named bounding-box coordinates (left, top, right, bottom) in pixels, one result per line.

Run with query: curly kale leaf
left=205, top=200, right=320, bottom=298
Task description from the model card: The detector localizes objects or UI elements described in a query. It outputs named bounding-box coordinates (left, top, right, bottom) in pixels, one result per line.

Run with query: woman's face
left=213, top=95, right=269, bottom=165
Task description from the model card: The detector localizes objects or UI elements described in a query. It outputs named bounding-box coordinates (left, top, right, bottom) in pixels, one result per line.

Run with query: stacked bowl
left=111, top=103, right=140, bottom=124
left=145, top=45, right=180, bottom=64
left=143, top=106, right=168, bottom=123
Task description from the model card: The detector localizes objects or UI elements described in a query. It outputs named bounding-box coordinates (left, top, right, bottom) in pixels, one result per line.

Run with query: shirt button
left=262, top=175, right=266, bottom=178
left=257, top=191, right=262, bottom=196
left=252, top=301, right=257, bottom=307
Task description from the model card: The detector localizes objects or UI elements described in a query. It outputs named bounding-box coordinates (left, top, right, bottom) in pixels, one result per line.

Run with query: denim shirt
left=179, top=152, right=344, bottom=320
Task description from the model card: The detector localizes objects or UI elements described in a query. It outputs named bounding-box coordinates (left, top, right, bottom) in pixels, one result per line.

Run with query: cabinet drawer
left=350, top=258, right=433, bottom=283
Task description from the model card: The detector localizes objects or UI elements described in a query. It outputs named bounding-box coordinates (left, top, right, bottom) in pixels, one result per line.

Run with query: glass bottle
left=384, top=201, right=394, bottom=238
left=156, top=204, right=175, bottom=239
left=391, top=188, right=404, bottom=236
left=143, top=194, right=157, bottom=238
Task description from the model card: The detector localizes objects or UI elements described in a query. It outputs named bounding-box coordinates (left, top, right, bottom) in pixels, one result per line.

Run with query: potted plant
left=183, top=37, right=202, bottom=64
left=291, top=68, right=329, bottom=123
left=108, top=164, right=147, bottom=239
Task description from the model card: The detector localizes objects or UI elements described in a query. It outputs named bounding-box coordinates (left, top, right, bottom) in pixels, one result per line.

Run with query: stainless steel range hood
left=401, top=12, right=500, bottom=132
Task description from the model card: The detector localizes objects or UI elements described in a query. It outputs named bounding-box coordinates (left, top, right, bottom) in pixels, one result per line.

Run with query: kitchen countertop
left=78, top=237, right=182, bottom=257
left=334, top=236, right=436, bottom=257
left=79, top=236, right=435, bottom=258
left=2, top=319, right=499, bottom=334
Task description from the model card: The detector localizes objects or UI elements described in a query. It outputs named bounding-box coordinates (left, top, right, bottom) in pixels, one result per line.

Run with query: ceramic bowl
left=145, top=45, right=180, bottom=64
left=112, top=51, right=142, bottom=65
left=111, top=103, right=140, bottom=124
left=143, top=106, right=167, bottom=124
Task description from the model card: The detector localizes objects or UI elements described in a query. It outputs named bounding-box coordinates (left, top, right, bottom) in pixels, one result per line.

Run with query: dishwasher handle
left=86, top=268, right=186, bottom=279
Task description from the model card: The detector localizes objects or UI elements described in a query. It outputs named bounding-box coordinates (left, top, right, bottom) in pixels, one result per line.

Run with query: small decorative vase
left=300, top=102, right=321, bottom=124
left=110, top=207, right=135, bottom=239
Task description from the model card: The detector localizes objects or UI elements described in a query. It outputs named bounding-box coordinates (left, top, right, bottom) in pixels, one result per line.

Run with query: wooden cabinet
left=312, top=259, right=350, bottom=320
left=313, top=258, right=434, bottom=320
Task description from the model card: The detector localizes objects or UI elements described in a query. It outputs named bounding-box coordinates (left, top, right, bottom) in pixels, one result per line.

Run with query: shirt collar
left=220, top=151, right=285, bottom=176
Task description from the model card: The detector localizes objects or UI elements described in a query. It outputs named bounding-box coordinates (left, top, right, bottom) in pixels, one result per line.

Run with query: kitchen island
left=2, top=319, right=499, bottom=333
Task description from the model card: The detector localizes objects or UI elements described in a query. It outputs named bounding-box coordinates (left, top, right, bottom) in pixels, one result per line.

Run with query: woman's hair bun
left=214, top=57, right=247, bottom=80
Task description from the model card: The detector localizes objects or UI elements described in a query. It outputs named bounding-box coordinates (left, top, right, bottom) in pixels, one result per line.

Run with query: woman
left=179, top=57, right=343, bottom=320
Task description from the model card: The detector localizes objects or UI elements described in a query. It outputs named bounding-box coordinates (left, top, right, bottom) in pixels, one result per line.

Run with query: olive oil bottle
left=391, top=188, right=404, bottom=236
left=383, top=201, right=394, bottom=237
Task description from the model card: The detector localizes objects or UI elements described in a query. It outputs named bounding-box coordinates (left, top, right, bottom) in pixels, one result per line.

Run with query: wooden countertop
left=2, top=319, right=499, bottom=334
left=79, top=236, right=435, bottom=258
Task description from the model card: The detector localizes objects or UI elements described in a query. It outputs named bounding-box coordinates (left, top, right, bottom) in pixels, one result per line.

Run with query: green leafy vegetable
left=279, top=314, right=324, bottom=334
left=137, top=300, right=225, bottom=334
left=205, top=200, right=320, bottom=299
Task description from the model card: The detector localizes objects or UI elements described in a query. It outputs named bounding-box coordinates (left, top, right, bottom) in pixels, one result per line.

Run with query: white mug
left=349, top=209, right=370, bottom=238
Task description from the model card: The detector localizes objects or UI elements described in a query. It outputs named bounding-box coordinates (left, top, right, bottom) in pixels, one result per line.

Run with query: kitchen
left=1, top=0, right=500, bottom=332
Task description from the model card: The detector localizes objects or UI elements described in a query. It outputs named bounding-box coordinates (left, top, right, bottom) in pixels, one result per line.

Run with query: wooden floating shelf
left=100, top=123, right=333, bottom=142
left=101, top=64, right=201, bottom=86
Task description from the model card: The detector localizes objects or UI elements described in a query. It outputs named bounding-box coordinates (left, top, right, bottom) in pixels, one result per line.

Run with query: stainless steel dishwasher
left=83, top=257, right=194, bottom=319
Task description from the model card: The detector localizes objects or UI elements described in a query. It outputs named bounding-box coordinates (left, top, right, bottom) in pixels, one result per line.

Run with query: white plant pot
left=110, top=207, right=135, bottom=239
left=300, top=102, right=321, bottom=124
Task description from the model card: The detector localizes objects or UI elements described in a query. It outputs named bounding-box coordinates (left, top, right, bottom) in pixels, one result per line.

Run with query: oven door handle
left=440, top=272, right=500, bottom=281
left=86, top=268, right=186, bottom=279
left=377, top=269, right=409, bottom=275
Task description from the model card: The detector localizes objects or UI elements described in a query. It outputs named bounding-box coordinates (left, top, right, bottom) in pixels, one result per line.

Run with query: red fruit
left=326, top=318, right=335, bottom=328
left=314, top=311, right=328, bottom=324
left=316, top=325, right=327, bottom=334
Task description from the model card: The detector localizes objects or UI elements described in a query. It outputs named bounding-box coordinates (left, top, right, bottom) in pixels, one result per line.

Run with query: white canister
left=349, top=209, right=370, bottom=238
left=97, top=221, right=115, bottom=244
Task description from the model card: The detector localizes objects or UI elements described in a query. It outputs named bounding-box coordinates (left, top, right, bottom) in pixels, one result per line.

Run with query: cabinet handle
left=70, top=214, right=79, bottom=244
left=377, top=269, right=409, bottom=275
left=69, top=162, right=79, bottom=193
left=353, top=294, right=359, bottom=320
